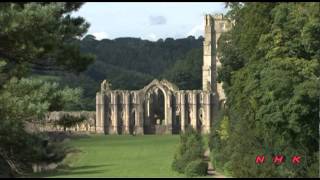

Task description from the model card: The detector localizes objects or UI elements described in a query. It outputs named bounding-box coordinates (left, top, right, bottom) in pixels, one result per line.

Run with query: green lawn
left=33, top=135, right=188, bottom=178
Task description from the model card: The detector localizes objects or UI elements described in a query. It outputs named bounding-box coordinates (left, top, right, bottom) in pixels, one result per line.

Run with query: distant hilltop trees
left=33, top=35, right=204, bottom=110
left=82, top=34, right=203, bottom=42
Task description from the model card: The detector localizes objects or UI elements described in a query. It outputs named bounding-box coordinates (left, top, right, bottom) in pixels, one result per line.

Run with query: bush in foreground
left=172, top=126, right=207, bottom=177
left=185, top=159, right=208, bottom=177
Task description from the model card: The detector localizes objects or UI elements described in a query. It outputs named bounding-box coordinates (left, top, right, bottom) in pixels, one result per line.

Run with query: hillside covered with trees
left=33, top=35, right=204, bottom=110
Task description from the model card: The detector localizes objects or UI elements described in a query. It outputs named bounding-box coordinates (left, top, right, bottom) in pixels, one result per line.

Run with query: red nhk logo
left=255, top=155, right=302, bottom=165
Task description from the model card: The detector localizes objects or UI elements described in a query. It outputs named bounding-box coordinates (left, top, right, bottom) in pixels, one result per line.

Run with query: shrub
left=185, top=159, right=208, bottom=177
left=172, top=126, right=205, bottom=176
left=306, top=152, right=319, bottom=178
left=172, top=154, right=188, bottom=173
left=55, top=114, right=86, bottom=131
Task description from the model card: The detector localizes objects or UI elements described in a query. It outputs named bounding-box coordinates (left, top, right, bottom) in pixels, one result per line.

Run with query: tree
left=163, top=48, right=202, bottom=90
left=0, top=77, right=82, bottom=176
left=212, top=2, right=320, bottom=177
left=0, top=2, right=93, bottom=176
left=46, top=35, right=204, bottom=110
left=0, top=2, right=95, bottom=85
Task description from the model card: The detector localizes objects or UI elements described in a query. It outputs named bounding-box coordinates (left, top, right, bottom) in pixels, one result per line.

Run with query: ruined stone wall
left=94, top=14, right=232, bottom=135
left=37, top=111, right=96, bottom=133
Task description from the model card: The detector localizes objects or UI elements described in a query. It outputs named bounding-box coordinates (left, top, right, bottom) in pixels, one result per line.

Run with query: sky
left=72, top=2, right=228, bottom=41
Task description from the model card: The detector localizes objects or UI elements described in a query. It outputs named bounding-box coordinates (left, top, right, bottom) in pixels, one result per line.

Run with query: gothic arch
left=140, top=79, right=177, bottom=134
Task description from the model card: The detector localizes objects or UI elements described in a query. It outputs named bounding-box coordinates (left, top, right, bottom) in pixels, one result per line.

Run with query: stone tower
left=202, top=14, right=215, bottom=92
left=202, top=14, right=232, bottom=106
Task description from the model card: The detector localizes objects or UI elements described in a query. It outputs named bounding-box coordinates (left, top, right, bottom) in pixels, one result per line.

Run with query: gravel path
left=204, top=149, right=228, bottom=178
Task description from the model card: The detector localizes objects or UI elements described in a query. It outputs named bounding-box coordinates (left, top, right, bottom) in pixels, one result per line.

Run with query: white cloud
left=149, top=15, right=167, bottom=25
left=146, top=33, right=158, bottom=41
left=74, top=3, right=227, bottom=40
left=92, top=32, right=109, bottom=40
left=186, top=24, right=204, bottom=37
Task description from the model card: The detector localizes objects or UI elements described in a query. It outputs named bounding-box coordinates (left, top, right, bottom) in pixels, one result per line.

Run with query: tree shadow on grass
left=32, top=163, right=113, bottom=177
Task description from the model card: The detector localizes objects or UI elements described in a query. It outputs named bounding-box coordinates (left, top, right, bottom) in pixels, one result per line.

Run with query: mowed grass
left=33, top=135, right=186, bottom=178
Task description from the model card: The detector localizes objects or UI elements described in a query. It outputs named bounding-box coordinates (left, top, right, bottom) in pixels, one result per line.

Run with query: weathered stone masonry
left=96, top=14, right=232, bottom=135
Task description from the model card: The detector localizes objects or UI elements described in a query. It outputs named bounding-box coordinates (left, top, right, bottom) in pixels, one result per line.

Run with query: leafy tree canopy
left=212, top=2, right=319, bottom=177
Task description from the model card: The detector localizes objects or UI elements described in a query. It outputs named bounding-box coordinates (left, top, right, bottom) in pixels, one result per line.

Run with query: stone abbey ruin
left=95, top=14, right=232, bottom=135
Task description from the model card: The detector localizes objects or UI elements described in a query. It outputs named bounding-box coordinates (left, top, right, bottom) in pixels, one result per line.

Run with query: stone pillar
left=96, top=92, right=105, bottom=134
left=96, top=92, right=101, bottom=132
left=123, top=92, right=130, bottom=134
left=111, top=92, right=118, bottom=134
left=202, top=92, right=211, bottom=134
left=135, top=92, right=144, bottom=135
left=191, top=92, right=197, bottom=130
left=180, top=91, right=186, bottom=132
left=165, top=92, right=172, bottom=134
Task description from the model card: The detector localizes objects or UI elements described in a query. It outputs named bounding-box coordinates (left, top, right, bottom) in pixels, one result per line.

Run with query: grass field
left=32, top=135, right=189, bottom=178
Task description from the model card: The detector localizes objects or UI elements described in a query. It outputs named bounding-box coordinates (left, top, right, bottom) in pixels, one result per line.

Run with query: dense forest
left=32, top=35, right=203, bottom=110
left=209, top=2, right=319, bottom=178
